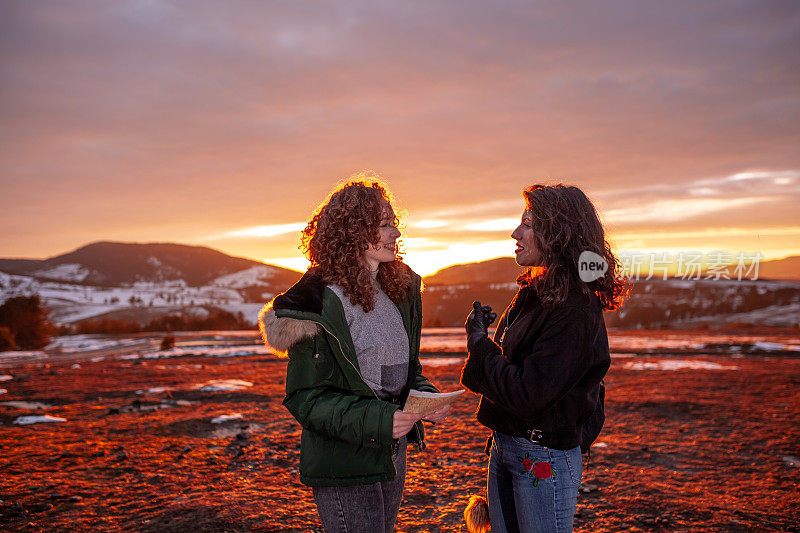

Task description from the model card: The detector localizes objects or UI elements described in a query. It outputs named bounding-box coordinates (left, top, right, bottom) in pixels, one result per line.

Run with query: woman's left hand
left=465, top=301, right=497, bottom=350
left=424, top=404, right=450, bottom=424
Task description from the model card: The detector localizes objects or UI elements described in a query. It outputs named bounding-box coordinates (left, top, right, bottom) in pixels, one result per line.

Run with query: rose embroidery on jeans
left=517, top=452, right=556, bottom=486
left=532, top=461, right=552, bottom=479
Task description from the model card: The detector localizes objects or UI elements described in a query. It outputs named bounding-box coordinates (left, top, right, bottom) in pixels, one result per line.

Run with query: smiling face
left=362, top=202, right=401, bottom=272
left=511, top=209, right=542, bottom=267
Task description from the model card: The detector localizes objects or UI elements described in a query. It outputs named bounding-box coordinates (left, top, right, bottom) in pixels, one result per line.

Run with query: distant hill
left=0, top=241, right=300, bottom=287
left=424, top=257, right=524, bottom=285
left=757, top=255, right=800, bottom=281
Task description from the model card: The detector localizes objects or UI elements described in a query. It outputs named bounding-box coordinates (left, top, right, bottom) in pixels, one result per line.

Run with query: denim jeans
left=312, top=436, right=406, bottom=533
left=487, top=431, right=582, bottom=533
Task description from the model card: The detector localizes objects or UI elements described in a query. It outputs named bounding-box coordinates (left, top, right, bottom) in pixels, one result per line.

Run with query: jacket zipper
left=314, top=321, right=399, bottom=476
left=499, top=289, right=528, bottom=346
left=499, top=308, right=520, bottom=346
left=315, top=321, right=378, bottom=400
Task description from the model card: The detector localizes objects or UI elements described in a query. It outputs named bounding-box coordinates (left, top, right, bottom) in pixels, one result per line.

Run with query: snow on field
left=624, top=360, right=740, bottom=371
left=121, top=345, right=273, bottom=360
left=218, top=303, right=267, bottom=324
left=48, top=304, right=121, bottom=323
left=1, top=401, right=53, bottom=410
left=136, top=387, right=173, bottom=395
left=211, top=413, right=243, bottom=424
left=48, top=335, right=150, bottom=353
left=0, top=351, right=48, bottom=364
left=752, top=341, right=800, bottom=351
left=194, top=379, right=253, bottom=392
left=213, top=266, right=278, bottom=289
left=609, top=333, right=800, bottom=353
left=31, top=263, right=90, bottom=282
left=422, top=357, right=464, bottom=367
left=1, top=272, right=249, bottom=324
left=670, top=302, right=800, bottom=328
left=13, top=415, right=67, bottom=425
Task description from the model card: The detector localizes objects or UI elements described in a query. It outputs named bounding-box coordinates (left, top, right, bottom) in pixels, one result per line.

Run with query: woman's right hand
left=392, top=410, right=422, bottom=438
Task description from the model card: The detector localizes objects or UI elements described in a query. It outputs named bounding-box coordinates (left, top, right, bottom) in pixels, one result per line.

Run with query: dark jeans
left=312, top=436, right=406, bottom=533
left=487, top=431, right=582, bottom=533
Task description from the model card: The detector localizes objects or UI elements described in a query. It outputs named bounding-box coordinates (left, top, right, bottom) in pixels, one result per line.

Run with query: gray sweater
left=328, top=280, right=410, bottom=400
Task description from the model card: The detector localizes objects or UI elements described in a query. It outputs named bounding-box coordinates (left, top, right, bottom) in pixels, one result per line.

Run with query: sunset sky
left=1, top=1, right=798, bottom=276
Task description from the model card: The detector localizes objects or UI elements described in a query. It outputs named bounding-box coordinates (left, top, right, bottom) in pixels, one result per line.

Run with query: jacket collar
left=272, top=267, right=326, bottom=315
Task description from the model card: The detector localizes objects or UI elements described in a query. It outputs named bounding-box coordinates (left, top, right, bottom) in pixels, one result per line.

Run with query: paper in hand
left=402, top=389, right=465, bottom=417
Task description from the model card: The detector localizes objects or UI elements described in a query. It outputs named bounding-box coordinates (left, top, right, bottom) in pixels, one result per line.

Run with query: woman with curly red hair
left=259, top=178, right=448, bottom=532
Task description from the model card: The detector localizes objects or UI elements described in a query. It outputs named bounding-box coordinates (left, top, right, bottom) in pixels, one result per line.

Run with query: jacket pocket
left=300, top=429, right=336, bottom=478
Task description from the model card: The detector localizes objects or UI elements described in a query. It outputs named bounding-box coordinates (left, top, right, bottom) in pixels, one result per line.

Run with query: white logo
left=578, top=251, right=608, bottom=282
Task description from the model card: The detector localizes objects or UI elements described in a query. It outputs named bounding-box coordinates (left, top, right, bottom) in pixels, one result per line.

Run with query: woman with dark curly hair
left=259, top=178, right=448, bottom=532
left=461, top=184, right=627, bottom=533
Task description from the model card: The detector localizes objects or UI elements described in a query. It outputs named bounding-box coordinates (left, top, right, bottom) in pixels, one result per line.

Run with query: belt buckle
left=528, top=429, right=543, bottom=442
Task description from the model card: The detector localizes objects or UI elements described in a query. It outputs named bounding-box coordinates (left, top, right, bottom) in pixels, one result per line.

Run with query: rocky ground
left=1, top=331, right=799, bottom=532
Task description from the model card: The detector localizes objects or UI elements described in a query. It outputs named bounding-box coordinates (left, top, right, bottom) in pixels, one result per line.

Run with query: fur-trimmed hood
left=258, top=269, right=325, bottom=355
left=258, top=302, right=319, bottom=355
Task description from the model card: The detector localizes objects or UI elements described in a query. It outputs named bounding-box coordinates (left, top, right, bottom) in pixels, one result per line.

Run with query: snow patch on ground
left=135, top=387, right=174, bottom=395
left=211, top=413, right=243, bottom=424
left=194, top=379, right=253, bottom=392
left=1, top=401, right=53, bottom=410
left=48, top=335, right=149, bottom=353
left=422, top=357, right=465, bottom=367
left=121, top=345, right=272, bottom=360
left=624, top=360, right=740, bottom=371
left=0, top=352, right=47, bottom=364
left=13, top=415, right=67, bottom=425
left=0, top=375, right=12, bottom=381
left=752, top=341, right=798, bottom=351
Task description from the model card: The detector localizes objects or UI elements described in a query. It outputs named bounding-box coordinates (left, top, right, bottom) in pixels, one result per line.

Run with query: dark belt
left=518, top=427, right=561, bottom=448
left=526, top=428, right=545, bottom=442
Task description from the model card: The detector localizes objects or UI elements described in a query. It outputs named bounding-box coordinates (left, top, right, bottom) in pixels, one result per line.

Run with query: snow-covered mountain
left=0, top=242, right=301, bottom=325
left=0, top=241, right=301, bottom=287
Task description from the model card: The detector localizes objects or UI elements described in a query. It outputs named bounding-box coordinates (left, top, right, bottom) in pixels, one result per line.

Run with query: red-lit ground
left=1, top=341, right=799, bottom=531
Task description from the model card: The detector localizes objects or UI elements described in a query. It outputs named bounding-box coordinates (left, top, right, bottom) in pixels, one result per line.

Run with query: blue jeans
left=487, top=431, right=582, bottom=533
left=312, top=436, right=406, bottom=533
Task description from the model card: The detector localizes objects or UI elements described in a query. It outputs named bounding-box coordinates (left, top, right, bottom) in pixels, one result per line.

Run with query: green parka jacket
left=258, top=264, right=438, bottom=487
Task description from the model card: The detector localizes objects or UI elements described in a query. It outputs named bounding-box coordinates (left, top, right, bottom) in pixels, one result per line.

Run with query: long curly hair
left=300, top=178, right=412, bottom=312
left=522, top=184, right=628, bottom=310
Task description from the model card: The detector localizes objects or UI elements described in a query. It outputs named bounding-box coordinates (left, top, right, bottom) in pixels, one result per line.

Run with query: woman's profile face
left=511, top=209, right=542, bottom=267
left=362, top=202, right=401, bottom=271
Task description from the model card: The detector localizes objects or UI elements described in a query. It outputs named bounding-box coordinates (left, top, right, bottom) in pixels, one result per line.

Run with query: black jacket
left=460, top=282, right=610, bottom=450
